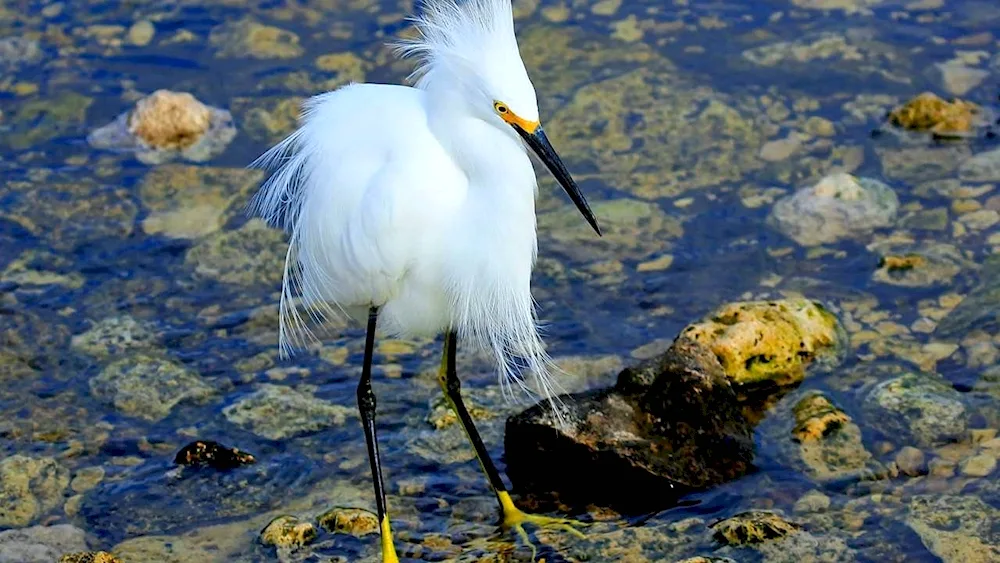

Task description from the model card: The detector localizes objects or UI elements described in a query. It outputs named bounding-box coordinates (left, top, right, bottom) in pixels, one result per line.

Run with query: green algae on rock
left=767, top=173, right=899, bottom=247
left=863, top=372, right=967, bottom=448
left=139, top=164, right=263, bottom=239
left=0, top=455, right=71, bottom=527
left=679, top=298, right=846, bottom=388
left=1, top=249, right=84, bottom=289
left=209, top=18, right=303, bottom=59
left=231, top=96, right=304, bottom=144
left=0, top=525, right=88, bottom=563
left=906, top=495, right=1000, bottom=563
left=89, top=354, right=215, bottom=421
left=222, top=384, right=354, bottom=440
left=184, top=219, right=286, bottom=287
left=71, top=315, right=160, bottom=358
left=260, top=515, right=317, bottom=549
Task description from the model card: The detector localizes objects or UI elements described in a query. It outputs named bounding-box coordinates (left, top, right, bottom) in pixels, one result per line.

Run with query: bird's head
left=393, top=0, right=601, bottom=236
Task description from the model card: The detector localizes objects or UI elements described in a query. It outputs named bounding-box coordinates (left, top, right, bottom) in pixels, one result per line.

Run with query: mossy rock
left=680, top=298, right=846, bottom=388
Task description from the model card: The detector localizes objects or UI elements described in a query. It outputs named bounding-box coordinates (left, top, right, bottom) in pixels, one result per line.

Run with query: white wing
left=248, top=83, right=464, bottom=354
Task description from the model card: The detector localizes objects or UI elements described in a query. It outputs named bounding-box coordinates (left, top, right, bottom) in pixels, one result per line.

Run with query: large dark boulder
left=504, top=338, right=754, bottom=512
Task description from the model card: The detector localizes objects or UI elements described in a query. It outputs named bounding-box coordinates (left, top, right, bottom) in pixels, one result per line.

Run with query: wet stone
left=260, top=515, right=317, bottom=549
left=89, top=354, right=215, bottom=421
left=174, top=440, right=256, bottom=470
left=184, top=219, right=286, bottom=287
left=958, top=453, right=996, bottom=477
left=711, top=511, right=801, bottom=546
left=537, top=198, right=683, bottom=261
left=2, top=92, right=93, bottom=151
left=679, top=298, right=846, bottom=389
left=71, top=315, right=160, bottom=358
left=0, top=36, right=42, bottom=68
left=863, top=372, right=967, bottom=448
left=0, top=525, right=87, bottom=563
left=317, top=507, right=379, bottom=537
left=767, top=173, right=899, bottom=247
left=906, top=495, right=1000, bottom=563
left=877, top=144, right=972, bottom=184
left=58, top=553, right=123, bottom=563
left=0, top=455, right=71, bottom=527
left=222, top=384, right=354, bottom=440
left=87, top=90, right=237, bottom=165
left=138, top=164, right=263, bottom=239
left=895, top=446, right=926, bottom=476
left=505, top=338, right=754, bottom=511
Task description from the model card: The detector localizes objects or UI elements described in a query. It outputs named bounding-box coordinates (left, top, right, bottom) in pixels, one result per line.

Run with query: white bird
left=248, top=0, right=601, bottom=561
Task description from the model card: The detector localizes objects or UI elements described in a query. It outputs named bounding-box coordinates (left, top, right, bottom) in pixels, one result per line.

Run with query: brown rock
left=317, top=507, right=379, bottom=537
left=129, top=90, right=211, bottom=150
left=504, top=338, right=754, bottom=511
left=259, top=515, right=316, bottom=549
left=711, top=511, right=801, bottom=546
left=887, top=92, right=985, bottom=138
left=173, top=440, right=256, bottom=470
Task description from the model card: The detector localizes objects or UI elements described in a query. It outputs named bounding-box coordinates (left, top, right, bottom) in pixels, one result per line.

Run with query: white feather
left=248, top=0, right=566, bottom=408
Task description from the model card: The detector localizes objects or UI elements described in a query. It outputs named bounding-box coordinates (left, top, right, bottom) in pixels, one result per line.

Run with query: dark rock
left=935, top=254, right=1000, bottom=339
left=174, top=440, right=256, bottom=470
left=504, top=338, right=754, bottom=511
left=58, top=553, right=123, bottom=563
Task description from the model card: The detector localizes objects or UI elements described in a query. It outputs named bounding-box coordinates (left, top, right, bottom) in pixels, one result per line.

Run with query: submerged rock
left=139, top=164, right=263, bottom=239
left=0, top=525, right=87, bottom=563
left=679, top=298, right=845, bottom=389
left=71, top=315, right=160, bottom=358
left=906, top=495, right=1000, bottom=563
left=934, top=254, right=1000, bottom=339
left=0, top=455, right=71, bottom=527
left=209, top=18, right=303, bottom=59
left=90, top=354, right=215, bottom=421
left=87, top=90, right=236, bottom=165
left=863, top=372, right=967, bottom=448
left=504, top=338, right=754, bottom=510
left=959, top=148, right=1000, bottom=183
left=222, top=384, right=354, bottom=440
left=870, top=241, right=969, bottom=288
left=767, top=173, right=899, bottom=247
left=184, top=219, right=286, bottom=287
left=0, top=36, right=42, bottom=69
left=174, top=440, right=256, bottom=470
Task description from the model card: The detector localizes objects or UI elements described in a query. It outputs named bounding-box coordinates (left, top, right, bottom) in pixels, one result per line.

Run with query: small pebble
left=928, top=457, right=956, bottom=478
left=260, top=515, right=317, bottom=548
left=793, top=490, right=831, bottom=513
left=127, top=20, right=155, bottom=46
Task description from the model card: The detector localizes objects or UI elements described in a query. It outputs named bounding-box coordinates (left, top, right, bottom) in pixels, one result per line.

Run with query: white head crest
left=393, top=0, right=539, bottom=121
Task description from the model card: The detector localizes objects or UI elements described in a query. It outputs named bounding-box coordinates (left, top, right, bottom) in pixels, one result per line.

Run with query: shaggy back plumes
left=393, top=0, right=519, bottom=87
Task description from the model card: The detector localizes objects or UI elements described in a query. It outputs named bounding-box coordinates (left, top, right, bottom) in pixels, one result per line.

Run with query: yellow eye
left=494, top=102, right=509, bottom=115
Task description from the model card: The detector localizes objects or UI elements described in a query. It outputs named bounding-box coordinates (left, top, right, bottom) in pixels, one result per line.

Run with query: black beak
left=514, top=125, right=601, bottom=236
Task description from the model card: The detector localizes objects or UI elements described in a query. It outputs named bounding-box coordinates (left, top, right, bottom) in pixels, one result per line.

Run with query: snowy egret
left=249, top=0, right=601, bottom=560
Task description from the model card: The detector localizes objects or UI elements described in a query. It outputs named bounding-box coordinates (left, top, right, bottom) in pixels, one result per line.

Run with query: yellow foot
left=497, top=491, right=586, bottom=561
left=380, top=516, right=400, bottom=563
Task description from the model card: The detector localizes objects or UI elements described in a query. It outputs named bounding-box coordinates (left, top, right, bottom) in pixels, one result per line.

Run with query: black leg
left=438, top=331, right=508, bottom=497
left=357, top=306, right=398, bottom=563
left=437, top=331, right=586, bottom=559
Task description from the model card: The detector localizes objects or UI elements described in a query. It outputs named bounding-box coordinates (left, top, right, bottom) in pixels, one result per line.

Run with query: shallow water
left=1, top=0, right=999, bottom=561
